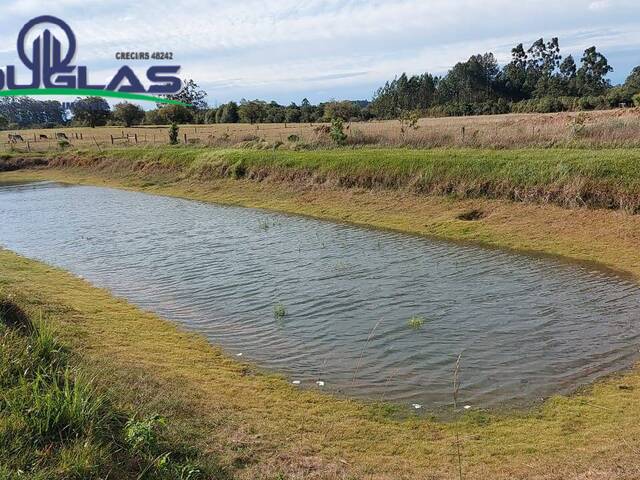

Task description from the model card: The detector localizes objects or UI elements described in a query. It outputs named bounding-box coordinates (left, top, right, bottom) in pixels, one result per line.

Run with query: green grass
left=0, top=299, right=220, bottom=480
left=42, top=146, right=640, bottom=211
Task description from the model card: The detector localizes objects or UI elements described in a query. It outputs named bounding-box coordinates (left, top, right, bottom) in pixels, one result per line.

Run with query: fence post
left=134, top=133, right=138, bottom=144
left=183, top=133, right=187, bottom=143
left=110, top=135, right=114, bottom=145
left=26, top=141, right=31, bottom=152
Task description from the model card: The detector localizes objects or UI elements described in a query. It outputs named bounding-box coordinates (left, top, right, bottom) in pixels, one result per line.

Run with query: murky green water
left=1, top=181, right=639, bottom=409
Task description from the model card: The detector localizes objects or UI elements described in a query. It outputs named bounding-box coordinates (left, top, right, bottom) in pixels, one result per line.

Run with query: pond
left=1, top=181, right=639, bottom=410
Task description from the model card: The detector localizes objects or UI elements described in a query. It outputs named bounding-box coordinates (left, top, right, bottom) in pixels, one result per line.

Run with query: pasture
left=1, top=108, right=640, bottom=153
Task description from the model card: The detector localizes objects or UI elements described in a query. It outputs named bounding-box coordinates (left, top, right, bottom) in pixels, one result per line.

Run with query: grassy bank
left=2, top=251, right=640, bottom=479
left=3, top=146, right=640, bottom=477
left=46, top=146, right=640, bottom=212
left=0, top=299, right=221, bottom=479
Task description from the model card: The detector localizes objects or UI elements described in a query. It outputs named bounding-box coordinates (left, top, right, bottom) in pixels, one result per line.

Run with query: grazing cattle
left=39, top=134, right=48, bottom=140
left=8, top=134, right=24, bottom=143
left=56, top=132, right=68, bottom=140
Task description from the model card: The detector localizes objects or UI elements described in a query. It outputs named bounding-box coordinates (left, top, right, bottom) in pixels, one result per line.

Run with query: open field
left=3, top=145, right=640, bottom=479
left=2, top=108, right=640, bottom=154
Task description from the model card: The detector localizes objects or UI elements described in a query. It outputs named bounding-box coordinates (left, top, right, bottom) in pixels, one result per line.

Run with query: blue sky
left=0, top=0, right=638, bottom=106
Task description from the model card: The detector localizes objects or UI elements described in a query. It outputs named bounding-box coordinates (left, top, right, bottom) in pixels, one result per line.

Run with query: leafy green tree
left=158, top=105, right=194, bottom=124
left=0, top=115, right=7, bottom=130
left=204, top=108, right=218, bottom=124
left=437, top=53, right=499, bottom=104
left=625, top=66, right=640, bottom=92
left=299, top=98, right=317, bottom=123
left=576, top=46, right=613, bottom=96
left=163, top=78, right=208, bottom=110
left=143, top=109, right=162, bottom=125
left=112, top=102, right=145, bottom=127
left=558, top=55, right=578, bottom=95
left=216, top=102, right=239, bottom=123
left=0, top=97, right=67, bottom=127
left=323, top=100, right=360, bottom=121
left=371, top=73, right=436, bottom=118
left=501, top=43, right=529, bottom=100
left=238, top=100, right=266, bottom=124
left=264, top=101, right=286, bottom=123
left=284, top=103, right=301, bottom=122
left=71, top=97, right=110, bottom=127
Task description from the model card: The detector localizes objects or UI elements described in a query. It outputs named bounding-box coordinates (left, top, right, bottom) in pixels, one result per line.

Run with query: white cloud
left=0, top=0, right=638, bottom=103
left=588, top=1, right=611, bottom=10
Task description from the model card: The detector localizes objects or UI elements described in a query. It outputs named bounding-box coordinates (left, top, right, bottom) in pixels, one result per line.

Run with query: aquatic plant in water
left=408, top=316, right=426, bottom=329
left=273, top=303, right=286, bottom=319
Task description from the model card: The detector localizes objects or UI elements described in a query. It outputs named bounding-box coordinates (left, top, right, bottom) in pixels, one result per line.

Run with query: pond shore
left=2, top=147, right=640, bottom=479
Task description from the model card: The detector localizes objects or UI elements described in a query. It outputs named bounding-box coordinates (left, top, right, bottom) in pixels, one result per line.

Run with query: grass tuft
left=0, top=298, right=218, bottom=480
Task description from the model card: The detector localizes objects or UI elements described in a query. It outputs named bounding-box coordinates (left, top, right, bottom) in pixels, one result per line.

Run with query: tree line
left=1, top=38, right=640, bottom=130
left=371, top=39, right=640, bottom=117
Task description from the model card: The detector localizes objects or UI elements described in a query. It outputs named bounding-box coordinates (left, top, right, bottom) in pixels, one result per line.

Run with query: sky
left=0, top=0, right=638, bottom=106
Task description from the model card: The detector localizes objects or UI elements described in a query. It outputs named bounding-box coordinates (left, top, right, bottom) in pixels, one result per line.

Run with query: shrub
left=330, top=118, right=347, bottom=145
left=634, top=93, right=640, bottom=107
left=169, top=122, right=179, bottom=145
left=578, top=95, right=608, bottom=111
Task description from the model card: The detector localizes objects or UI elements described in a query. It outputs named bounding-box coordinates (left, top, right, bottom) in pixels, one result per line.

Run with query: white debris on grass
left=412, top=404, right=422, bottom=410
left=316, top=380, right=325, bottom=387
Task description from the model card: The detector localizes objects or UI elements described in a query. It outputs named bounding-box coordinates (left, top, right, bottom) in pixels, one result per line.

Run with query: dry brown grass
left=2, top=108, right=640, bottom=154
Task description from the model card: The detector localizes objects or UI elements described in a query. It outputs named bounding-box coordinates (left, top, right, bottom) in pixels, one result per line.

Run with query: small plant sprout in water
left=258, top=219, right=270, bottom=231
left=408, top=316, right=426, bottom=329
left=273, top=302, right=286, bottom=319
